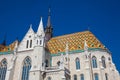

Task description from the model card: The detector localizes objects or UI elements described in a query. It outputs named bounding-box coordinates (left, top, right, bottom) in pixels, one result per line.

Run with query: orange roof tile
left=0, top=40, right=18, bottom=52
left=47, top=31, right=104, bottom=54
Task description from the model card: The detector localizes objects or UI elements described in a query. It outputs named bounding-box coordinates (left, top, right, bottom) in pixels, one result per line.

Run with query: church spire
left=45, top=8, right=53, bottom=41
left=37, top=17, right=45, bottom=36
left=47, top=8, right=51, bottom=27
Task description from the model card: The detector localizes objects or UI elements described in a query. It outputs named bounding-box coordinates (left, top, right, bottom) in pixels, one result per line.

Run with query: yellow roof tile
left=47, top=31, right=104, bottom=54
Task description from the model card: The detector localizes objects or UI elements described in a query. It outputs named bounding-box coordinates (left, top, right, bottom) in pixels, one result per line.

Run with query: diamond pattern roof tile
left=47, top=31, right=105, bottom=54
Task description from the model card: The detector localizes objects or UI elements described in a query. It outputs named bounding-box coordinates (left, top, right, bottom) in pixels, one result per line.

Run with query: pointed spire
left=37, top=17, right=45, bottom=36
left=45, top=8, right=53, bottom=41
left=30, top=24, right=32, bottom=29
left=27, top=24, right=34, bottom=34
left=84, top=40, right=88, bottom=51
left=47, top=8, right=51, bottom=27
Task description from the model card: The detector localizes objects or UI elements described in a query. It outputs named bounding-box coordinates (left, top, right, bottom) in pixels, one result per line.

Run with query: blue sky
left=0, top=0, right=120, bottom=72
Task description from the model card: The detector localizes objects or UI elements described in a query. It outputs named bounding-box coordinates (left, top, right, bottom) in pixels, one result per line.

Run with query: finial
left=84, top=40, right=88, bottom=51
left=37, top=16, right=45, bottom=36
left=48, top=7, right=51, bottom=16
left=30, top=24, right=32, bottom=28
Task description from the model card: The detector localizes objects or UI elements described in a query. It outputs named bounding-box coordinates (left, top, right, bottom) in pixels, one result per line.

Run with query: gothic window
left=30, top=40, right=32, bottom=48
left=75, top=58, right=80, bottom=70
left=48, top=77, right=51, bottom=80
left=22, top=57, right=31, bottom=80
left=45, top=59, right=48, bottom=67
left=105, top=73, right=108, bottom=80
left=92, top=56, right=97, bottom=68
left=26, top=40, right=29, bottom=48
left=80, top=74, right=84, bottom=80
left=74, top=74, right=77, bottom=80
left=94, top=73, right=99, bottom=80
left=101, top=56, right=106, bottom=68
left=0, top=59, right=7, bottom=80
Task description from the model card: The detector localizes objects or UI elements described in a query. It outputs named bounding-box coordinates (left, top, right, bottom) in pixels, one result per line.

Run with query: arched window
left=80, top=74, right=84, bottom=80
left=74, top=74, right=77, bottom=80
left=22, top=57, right=31, bottom=80
left=101, top=56, right=106, bottom=68
left=0, top=59, right=7, bottom=80
left=105, top=73, right=108, bottom=80
left=30, top=40, right=32, bottom=48
left=48, top=77, right=51, bottom=80
left=92, top=56, right=97, bottom=68
left=26, top=40, right=29, bottom=48
left=75, top=58, right=80, bottom=70
left=94, top=73, right=99, bottom=80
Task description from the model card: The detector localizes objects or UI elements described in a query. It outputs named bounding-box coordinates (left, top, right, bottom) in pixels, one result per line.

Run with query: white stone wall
left=13, top=50, right=33, bottom=80
left=18, top=27, right=35, bottom=52
left=51, top=50, right=120, bottom=80
left=0, top=49, right=119, bottom=80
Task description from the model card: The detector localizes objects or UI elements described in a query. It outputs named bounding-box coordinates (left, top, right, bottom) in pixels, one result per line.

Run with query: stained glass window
left=74, top=74, right=77, bottom=80
left=80, top=74, right=84, bottom=80
left=75, top=58, right=80, bottom=70
left=94, top=73, right=99, bottom=80
left=22, top=57, right=31, bottom=80
left=92, top=56, right=97, bottom=68
left=0, top=59, right=7, bottom=80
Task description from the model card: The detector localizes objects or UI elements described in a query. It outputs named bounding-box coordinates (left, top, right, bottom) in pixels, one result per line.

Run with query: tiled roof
left=47, top=31, right=105, bottom=54
left=0, top=40, right=17, bottom=52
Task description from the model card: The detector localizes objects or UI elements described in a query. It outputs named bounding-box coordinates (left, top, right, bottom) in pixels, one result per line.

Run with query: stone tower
left=29, top=17, right=46, bottom=80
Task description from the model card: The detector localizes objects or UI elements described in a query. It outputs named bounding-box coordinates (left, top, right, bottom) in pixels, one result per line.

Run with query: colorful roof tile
left=47, top=31, right=105, bottom=54
left=0, top=40, right=18, bottom=52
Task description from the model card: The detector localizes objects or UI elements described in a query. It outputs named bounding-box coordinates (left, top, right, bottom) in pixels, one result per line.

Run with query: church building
left=0, top=9, right=119, bottom=80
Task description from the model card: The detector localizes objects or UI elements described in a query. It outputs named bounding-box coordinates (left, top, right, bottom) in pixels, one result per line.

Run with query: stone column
left=85, top=59, right=91, bottom=80
left=99, top=59, right=104, bottom=80
left=5, top=55, right=17, bottom=80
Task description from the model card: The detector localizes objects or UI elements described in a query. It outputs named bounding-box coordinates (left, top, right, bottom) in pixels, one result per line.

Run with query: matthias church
left=0, top=9, right=119, bottom=80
